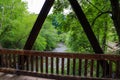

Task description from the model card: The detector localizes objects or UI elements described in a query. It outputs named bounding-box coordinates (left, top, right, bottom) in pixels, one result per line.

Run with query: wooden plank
left=67, top=58, right=70, bottom=75
left=109, top=61, right=112, bottom=77
left=13, top=55, right=16, bottom=69
left=90, top=60, right=94, bottom=77
left=0, top=55, right=2, bottom=67
left=73, top=59, right=76, bottom=75
left=40, top=57, right=43, bottom=73
left=45, top=57, right=48, bottom=73
left=61, top=58, right=64, bottom=75
left=1, top=49, right=120, bottom=61
left=2, top=49, right=120, bottom=79
left=1, top=55, right=3, bottom=67
left=36, top=56, right=38, bottom=72
left=115, top=61, right=119, bottom=78
left=78, top=59, right=82, bottom=76
left=103, top=61, right=107, bottom=77
left=9, top=54, right=12, bottom=68
left=26, top=56, right=29, bottom=71
left=51, top=57, right=54, bottom=74
left=6, top=54, right=8, bottom=68
left=20, top=55, right=25, bottom=70
left=96, top=61, right=100, bottom=77
left=84, top=59, right=88, bottom=76
left=56, top=57, right=59, bottom=74
left=31, top=56, right=34, bottom=71
left=7, top=54, right=10, bottom=68
left=0, top=68, right=112, bottom=80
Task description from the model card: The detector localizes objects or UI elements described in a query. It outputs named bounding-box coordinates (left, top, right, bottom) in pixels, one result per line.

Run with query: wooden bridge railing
left=0, top=49, right=120, bottom=80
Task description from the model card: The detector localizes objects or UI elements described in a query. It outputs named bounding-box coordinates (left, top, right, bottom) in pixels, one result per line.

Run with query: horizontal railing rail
left=0, top=49, right=119, bottom=80
left=0, top=49, right=120, bottom=60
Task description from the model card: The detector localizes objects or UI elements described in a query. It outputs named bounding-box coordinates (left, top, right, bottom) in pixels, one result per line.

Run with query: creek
left=52, top=43, right=67, bottom=52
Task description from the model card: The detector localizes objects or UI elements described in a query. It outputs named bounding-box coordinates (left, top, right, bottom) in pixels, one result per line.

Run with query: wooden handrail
left=0, top=49, right=120, bottom=60
left=0, top=48, right=119, bottom=79
left=0, top=68, right=111, bottom=80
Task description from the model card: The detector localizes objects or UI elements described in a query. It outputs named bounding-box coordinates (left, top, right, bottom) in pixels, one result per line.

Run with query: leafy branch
left=92, top=11, right=112, bottom=26
left=86, top=0, right=102, bottom=12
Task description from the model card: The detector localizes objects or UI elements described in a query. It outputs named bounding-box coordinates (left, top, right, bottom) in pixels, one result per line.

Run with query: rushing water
left=52, top=43, right=67, bottom=68
left=52, top=43, right=67, bottom=52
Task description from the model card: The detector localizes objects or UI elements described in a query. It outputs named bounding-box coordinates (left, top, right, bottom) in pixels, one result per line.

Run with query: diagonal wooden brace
left=68, top=0, right=109, bottom=76
left=24, top=0, right=55, bottom=50
left=18, top=0, right=55, bottom=69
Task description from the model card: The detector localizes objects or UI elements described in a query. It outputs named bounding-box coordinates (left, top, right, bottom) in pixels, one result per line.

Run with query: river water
left=52, top=43, right=67, bottom=68
left=52, top=43, right=67, bottom=52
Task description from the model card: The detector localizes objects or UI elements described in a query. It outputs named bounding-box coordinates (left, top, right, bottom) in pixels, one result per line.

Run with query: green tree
left=53, top=0, right=120, bottom=77
left=53, top=0, right=118, bottom=53
left=0, top=0, right=27, bottom=48
left=28, top=14, right=59, bottom=51
left=0, top=0, right=58, bottom=51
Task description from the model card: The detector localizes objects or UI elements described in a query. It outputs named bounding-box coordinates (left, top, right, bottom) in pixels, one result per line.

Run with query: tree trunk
left=110, top=0, right=120, bottom=37
left=102, top=19, right=108, bottom=52
left=110, top=0, right=120, bottom=78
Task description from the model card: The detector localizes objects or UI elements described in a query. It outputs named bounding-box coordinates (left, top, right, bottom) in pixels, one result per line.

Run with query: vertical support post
left=18, top=0, right=55, bottom=69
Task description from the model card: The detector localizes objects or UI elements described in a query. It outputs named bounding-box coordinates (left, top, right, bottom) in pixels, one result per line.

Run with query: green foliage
left=65, top=19, right=93, bottom=52
left=0, top=0, right=28, bottom=48
left=0, top=0, right=58, bottom=51
left=53, top=0, right=69, bottom=14
left=33, top=35, right=47, bottom=51
left=53, top=0, right=117, bottom=53
left=58, top=33, right=67, bottom=42
left=39, top=18, right=59, bottom=51
left=0, top=0, right=119, bottom=53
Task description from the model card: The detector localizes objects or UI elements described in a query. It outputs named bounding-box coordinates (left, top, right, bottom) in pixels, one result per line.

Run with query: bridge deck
left=0, top=72, right=53, bottom=80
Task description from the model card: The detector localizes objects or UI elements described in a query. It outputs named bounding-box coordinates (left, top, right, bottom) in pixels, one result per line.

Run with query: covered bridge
left=0, top=0, right=120, bottom=80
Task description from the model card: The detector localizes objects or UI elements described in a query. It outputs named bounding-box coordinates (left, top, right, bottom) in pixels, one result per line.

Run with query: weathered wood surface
left=0, top=49, right=120, bottom=60
left=0, top=69, right=112, bottom=80
left=0, top=72, right=52, bottom=80
left=0, top=49, right=120, bottom=79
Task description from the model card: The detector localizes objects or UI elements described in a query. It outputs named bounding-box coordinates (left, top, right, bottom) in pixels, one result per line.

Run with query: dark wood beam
left=110, top=0, right=120, bottom=78
left=68, top=0, right=109, bottom=76
left=110, top=0, right=120, bottom=41
left=68, top=0, right=103, bottom=54
left=18, top=0, right=54, bottom=69
left=24, top=0, right=55, bottom=50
